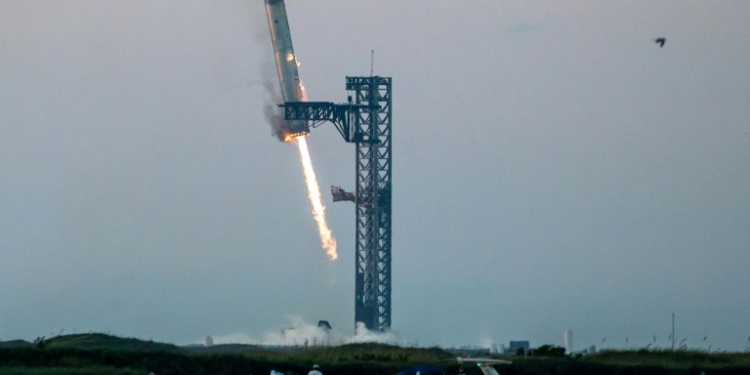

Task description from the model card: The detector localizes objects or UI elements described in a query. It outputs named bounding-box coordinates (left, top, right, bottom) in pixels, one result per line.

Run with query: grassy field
left=0, top=367, right=141, bottom=375
left=44, top=334, right=183, bottom=353
left=2, top=334, right=749, bottom=375
left=585, top=349, right=750, bottom=369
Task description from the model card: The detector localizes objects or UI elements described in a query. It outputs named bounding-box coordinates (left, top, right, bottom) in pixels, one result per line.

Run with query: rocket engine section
left=265, top=0, right=309, bottom=139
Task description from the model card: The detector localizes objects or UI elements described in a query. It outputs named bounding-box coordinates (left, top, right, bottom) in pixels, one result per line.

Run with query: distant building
left=564, top=330, right=573, bottom=353
left=505, top=341, right=530, bottom=355
left=204, top=336, right=213, bottom=347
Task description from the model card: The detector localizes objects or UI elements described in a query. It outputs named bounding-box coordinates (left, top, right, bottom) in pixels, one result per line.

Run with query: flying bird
left=654, top=38, right=666, bottom=47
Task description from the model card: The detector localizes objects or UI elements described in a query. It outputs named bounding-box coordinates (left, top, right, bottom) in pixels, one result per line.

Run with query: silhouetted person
left=654, top=38, right=666, bottom=47
left=308, top=364, right=322, bottom=375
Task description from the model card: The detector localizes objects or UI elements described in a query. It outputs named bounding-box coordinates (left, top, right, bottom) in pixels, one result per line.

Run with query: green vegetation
left=260, top=343, right=455, bottom=365
left=1, top=334, right=749, bottom=375
left=0, top=341, right=30, bottom=349
left=42, top=334, right=182, bottom=353
left=0, top=367, right=141, bottom=375
left=584, top=349, right=750, bottom=369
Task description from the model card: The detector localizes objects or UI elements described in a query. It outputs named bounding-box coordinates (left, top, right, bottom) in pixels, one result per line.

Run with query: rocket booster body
left=265, top=0, right=309, bottom=138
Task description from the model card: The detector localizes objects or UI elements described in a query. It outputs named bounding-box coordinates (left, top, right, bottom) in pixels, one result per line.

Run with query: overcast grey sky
left=2, top=0, right=750, bottom=351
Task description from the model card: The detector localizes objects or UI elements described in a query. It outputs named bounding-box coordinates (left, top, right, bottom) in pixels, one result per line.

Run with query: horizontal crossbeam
left=279, top=101, right=364, bottom=142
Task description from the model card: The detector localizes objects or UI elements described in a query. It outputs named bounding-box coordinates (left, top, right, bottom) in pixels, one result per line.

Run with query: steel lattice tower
left=348, top=76, right=392, bottom=332
left=279, top=76, right=392, bottom=332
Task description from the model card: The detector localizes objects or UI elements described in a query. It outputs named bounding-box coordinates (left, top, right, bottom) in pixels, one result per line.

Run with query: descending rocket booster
left=265, top=0, right=309, bottom=140
left=264, top=0, right=338, bottom=260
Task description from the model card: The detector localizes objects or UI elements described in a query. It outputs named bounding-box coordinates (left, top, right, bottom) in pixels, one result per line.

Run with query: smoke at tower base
left=209, top=317, right=397, bottom=345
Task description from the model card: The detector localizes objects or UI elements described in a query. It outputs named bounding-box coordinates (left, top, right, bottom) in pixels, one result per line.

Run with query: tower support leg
left=349, top=76, right=392, bottom=332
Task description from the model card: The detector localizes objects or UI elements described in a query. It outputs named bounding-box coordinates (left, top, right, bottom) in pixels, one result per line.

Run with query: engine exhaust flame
left=296, top=136, right=337, bottom=260
left=265, top=0, right=335, bottom=260
left=284, top=132, right=309, bottom=142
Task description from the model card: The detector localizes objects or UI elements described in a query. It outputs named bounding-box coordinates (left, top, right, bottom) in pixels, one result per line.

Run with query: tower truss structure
left=280, top=76, right=392, bottom=332
left=349, top=76, right=392, bottom=331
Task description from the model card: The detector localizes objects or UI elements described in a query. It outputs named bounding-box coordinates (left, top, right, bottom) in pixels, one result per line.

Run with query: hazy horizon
left=1, top=0, right=749, bottom=352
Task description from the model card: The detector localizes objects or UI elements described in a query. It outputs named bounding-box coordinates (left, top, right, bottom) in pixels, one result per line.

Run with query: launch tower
left=281, top=76, right=392, bottom=332
left=350, top=77, right=392, bottom=331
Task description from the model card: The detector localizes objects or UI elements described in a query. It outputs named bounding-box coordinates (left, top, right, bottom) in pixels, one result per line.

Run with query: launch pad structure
left=281, top=76, right=393, bottom=332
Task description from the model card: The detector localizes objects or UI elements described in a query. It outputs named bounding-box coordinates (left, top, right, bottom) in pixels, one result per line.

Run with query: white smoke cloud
left=478, top=336, right=498, bottom=353
left=347, top=322, right=398, bottom=344
left=204, top=317, right=400, bottom=347
left=262, top=316, right=333, bottom=346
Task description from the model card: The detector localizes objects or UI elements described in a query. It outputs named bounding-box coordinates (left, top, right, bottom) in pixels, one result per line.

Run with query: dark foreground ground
left=1, top=334, right=749, bottom=375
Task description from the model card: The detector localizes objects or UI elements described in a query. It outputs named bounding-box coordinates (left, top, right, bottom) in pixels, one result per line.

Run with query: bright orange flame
left=296, top=136, right=337, bottom=260
left=284, top=132, right=308, bottom=142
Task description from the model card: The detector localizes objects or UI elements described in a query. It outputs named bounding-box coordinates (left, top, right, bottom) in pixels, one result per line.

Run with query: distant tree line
left=2, top=338, right=750, bottom=375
